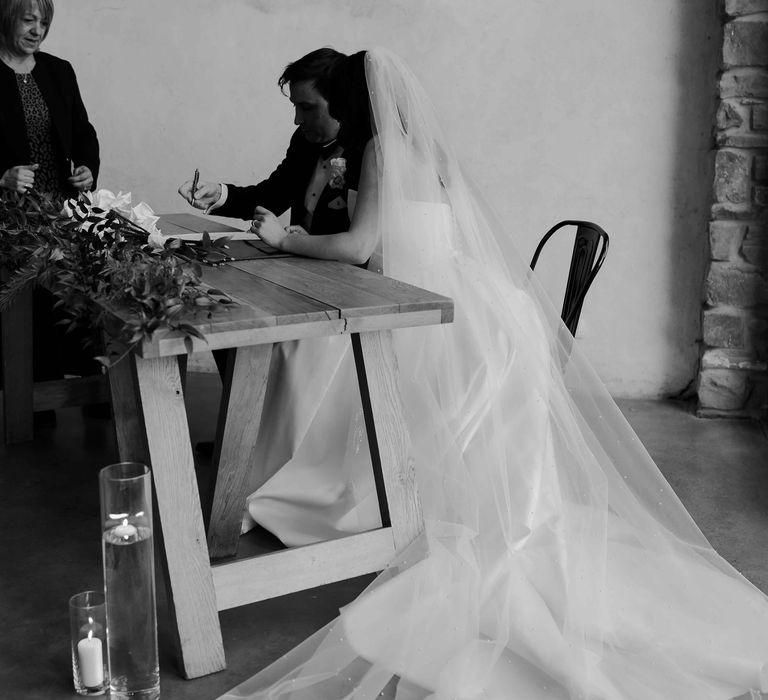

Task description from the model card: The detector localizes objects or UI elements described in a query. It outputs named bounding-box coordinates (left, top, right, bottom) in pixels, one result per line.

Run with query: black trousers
left=0, top=287, right=102, bottom=388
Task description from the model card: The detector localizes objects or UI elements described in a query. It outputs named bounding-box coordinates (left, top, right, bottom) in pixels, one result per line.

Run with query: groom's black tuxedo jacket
left=214, top=128, right=362, bottom=236
left=0, top=51, right=100, bottom=197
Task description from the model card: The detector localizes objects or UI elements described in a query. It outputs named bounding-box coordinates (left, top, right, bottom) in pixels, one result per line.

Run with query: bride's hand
left=250, top=206, right=289, bottom=249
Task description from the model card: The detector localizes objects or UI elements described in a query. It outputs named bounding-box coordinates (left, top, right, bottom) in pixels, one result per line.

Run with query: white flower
left=63, top=188, right=163, bottom=243
left=130, top=201, right=160, bottom=233
left=329, top=157, right=347, bottom=190
left=92, top=189, right=132, bottom=216
left=147, top=228, right=166, bottom=251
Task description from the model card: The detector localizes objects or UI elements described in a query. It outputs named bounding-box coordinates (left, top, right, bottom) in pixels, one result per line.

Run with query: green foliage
left=0, top=188, right=234, bottom=367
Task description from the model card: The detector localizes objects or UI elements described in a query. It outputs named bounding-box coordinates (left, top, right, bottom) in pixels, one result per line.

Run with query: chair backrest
left=529, top=220, right=609, bottom=336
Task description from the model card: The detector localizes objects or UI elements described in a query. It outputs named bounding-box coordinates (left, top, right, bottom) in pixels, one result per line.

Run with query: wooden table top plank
left=231, top=258, right=453, bottom=322
left=100, top=263, right=340, bottom=357
left=102, top=285, right=337, bottom=358
left=279, top=257, right=450, bottom=305
left=200, top=265, right=337, bottom=325
left=107, top=305, right=339, bottom=362
left=290, top=258, right=454, bottom=323
left=136, top=265, right=342, bottom=357
left=230, top=259, right=398, bottom=316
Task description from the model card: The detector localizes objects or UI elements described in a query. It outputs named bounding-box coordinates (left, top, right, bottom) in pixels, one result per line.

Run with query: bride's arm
left=261, top=140, right=379, bottom=265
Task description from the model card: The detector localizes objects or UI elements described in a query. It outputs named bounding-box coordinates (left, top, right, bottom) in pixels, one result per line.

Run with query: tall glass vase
left=99, top=462, right=160, bottom=700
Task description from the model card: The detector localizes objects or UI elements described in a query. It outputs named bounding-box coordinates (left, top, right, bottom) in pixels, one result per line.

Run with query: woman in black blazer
left=0, top=0, right=102, bottom=413
left=0, top=0, right=99, bottom=197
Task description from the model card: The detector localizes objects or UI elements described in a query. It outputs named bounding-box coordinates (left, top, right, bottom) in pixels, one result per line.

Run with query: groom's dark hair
left=328, top=51, right=373, bottom=151
left=279, top=48, right=346, bottom=101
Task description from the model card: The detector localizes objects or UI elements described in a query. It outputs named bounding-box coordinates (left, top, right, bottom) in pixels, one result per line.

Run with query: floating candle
left=113, top=518, right=137, bottom=539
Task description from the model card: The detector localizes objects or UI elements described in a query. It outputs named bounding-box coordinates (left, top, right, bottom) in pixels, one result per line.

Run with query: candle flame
left=122, top=518, right=128, bottom=528
left=87, top=629, right=93, bottom=640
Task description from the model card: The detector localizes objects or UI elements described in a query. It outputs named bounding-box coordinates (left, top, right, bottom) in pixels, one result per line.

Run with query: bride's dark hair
left=328, top=51, right=373, bottom=151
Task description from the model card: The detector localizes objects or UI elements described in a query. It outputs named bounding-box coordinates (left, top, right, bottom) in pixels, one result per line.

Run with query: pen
left=191, top=168, right=200, bottom=202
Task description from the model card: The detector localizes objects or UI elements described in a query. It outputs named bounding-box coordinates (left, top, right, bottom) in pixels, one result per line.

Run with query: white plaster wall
left=43, top=0, right=720, bottom=398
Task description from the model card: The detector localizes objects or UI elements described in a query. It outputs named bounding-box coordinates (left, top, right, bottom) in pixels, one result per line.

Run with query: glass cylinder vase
left=69, top=590, right=108, bottom=695
left=99, top=462, right=160, bottom=700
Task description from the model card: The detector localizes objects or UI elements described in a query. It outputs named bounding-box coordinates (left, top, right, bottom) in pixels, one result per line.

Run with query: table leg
left=107, top=352, right=145, bottom=460
left=1, top=287, right=33, bottom=444
left=109, top=353, right=225, bottom=678
left=206, top=344, right=273, bottom=559
left=351, top=331, right=424, bottom=551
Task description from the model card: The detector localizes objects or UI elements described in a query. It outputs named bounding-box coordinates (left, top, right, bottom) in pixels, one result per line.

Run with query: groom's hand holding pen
left=177, top=170, right=223, bottom=211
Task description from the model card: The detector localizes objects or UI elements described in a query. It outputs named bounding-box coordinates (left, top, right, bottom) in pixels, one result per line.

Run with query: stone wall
left=699, top=0, right=768, bottom=417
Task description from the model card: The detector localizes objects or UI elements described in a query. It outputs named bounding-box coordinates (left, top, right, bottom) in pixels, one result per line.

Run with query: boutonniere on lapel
left=328, top=157, right=346, bottom=190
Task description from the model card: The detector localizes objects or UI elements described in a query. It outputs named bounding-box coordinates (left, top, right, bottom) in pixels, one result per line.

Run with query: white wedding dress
left=241, top=335, right=380, bottom=546
left=226, top=49, right=768, bottom=699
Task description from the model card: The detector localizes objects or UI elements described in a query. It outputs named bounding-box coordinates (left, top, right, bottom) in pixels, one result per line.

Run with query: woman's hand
left=178, top=179, right=221, bottom=210
left=0, top=164, right=39, bottom=192
left=68, top=165, right=93, bottom=192
left=249, top=206, right=296, bottom=249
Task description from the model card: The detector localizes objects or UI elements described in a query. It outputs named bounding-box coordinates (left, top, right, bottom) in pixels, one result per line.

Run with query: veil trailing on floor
left=222, top=48, right=768, bottom=699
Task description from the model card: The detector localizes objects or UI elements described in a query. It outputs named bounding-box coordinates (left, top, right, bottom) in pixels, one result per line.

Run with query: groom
left=179, top=48, right=361, bottom=455
left=178, top=47, right=361, bottom=240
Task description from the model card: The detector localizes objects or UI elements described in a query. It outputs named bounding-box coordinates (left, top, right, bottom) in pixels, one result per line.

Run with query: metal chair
left=529, top=220, right=609, bottom=336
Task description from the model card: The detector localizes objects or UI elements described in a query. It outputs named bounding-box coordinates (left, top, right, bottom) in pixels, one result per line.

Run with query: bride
left=225, top=49, right=768, bottom=699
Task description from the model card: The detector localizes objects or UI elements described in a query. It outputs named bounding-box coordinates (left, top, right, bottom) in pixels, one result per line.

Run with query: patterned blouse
left=15, top=72, right=62, bottom=197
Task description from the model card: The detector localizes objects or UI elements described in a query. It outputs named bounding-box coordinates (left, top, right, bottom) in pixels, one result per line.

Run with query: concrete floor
left=2, top=372, right=768, bottom=700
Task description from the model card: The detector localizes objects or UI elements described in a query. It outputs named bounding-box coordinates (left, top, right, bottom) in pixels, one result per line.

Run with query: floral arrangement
left=328, top=157, right=346, bottom=189
left=0, top=187, right=234, bottom=366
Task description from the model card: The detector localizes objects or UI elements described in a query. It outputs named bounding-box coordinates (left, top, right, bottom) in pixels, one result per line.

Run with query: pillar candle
left=77, top=632, right=104, bottom=688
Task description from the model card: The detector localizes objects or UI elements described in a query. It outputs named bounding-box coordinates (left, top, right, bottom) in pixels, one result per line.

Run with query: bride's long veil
left=221, top=48, right=768, bottom=700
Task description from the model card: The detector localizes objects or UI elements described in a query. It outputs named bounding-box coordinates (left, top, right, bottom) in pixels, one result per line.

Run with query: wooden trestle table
left=105, top=214, right=454, bottom=678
